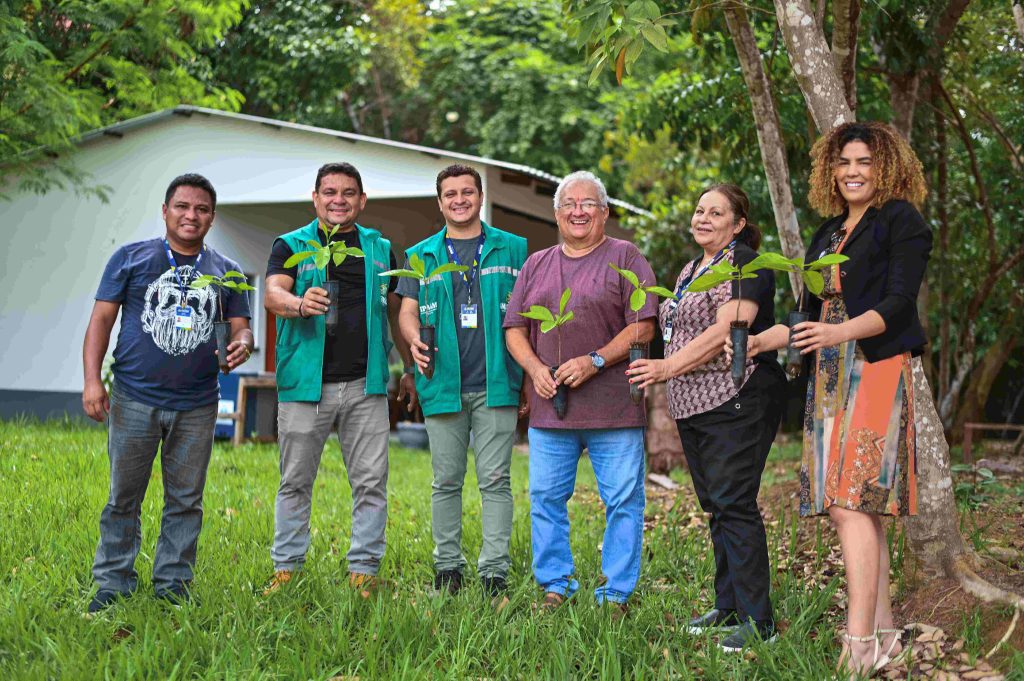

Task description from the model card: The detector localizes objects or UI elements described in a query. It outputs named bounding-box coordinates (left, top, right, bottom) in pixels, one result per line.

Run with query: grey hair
left=553, top=170, right=609, bottom=210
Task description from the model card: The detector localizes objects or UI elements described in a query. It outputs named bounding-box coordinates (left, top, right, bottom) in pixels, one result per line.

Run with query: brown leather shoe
left=262, top=569, right=294, bottom=596
left=348, top=572, right=378, bottom=598
left=540, top=591, right=566, bottom=612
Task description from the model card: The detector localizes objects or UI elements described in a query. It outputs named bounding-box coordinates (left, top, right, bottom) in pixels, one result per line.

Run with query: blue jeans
left=92, top=385, right=217, bottom=595
left=528, top=427, right=646, bottom=604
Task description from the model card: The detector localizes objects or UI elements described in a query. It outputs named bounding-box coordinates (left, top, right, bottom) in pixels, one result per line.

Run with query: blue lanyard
left=663, top=240, right=736, bottom=341
left=444, top=232, right=486, bottom=304
left=164, top=240, right=204, bottom=298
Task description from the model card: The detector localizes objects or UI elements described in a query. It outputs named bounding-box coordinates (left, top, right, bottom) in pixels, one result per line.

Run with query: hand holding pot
left=299, top=287, right=330, bottom=317
left=529, top=363, right=558, bottom=399
left=409, top=335, right=435, bottom=374
left=626, top=358, right=672, bottom=389
left=791, top=321, right=847, bottom=354
left=219, top=340, right=251, bottom=372
left=398, top=373, right=418, bottom=409
left=82, top=379, right=110, bottom=422
left=723, top=333, right=761, bottom=362
left=554, top=356, right=597, bottom=389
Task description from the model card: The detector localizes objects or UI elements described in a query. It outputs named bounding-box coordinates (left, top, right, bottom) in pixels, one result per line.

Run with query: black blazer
left=801, top=199, right=933, bottom=362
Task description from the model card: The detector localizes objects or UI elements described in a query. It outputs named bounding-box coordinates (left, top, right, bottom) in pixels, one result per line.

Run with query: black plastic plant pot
left=628, top=342, right=649, bottom=405
left=324, top=280, right=340, bottom=334
left=214, top=321, right=231, bottom=374
left=420, top=325, right=436, bottom=379
left=729, top=321, right=749, bottom=389
left=550, top=366, right=569, bottom=419
left=786, top=310, right=810, bottom=378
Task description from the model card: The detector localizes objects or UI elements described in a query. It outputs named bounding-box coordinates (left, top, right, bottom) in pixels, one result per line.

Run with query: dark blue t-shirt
left=96, top=237, right=252, bottom=410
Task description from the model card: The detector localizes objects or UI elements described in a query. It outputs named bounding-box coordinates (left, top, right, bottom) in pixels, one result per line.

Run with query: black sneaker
left=155, top=583, right=193, bottom=608
left=481, top=575, right=507, bottom=597
left=719, top=620, right=777, bottom=652
left=87, top=589, right=128, bottom=614
left=685, top=608, right=741, bottom=634
left=433, top=570, right=463, bottom=595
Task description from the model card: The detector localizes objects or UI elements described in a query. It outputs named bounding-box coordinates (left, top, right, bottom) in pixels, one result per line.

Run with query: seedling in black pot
left=381, top=253, right=468, bottom=379
left=609, top=263, right=675, bottom=404
left=282, top=223, right=364, bottom=335
left=739, top=252, right=850, bottom=377
left=517, top=288, right=575, bottom=419
left=190, top=271, right=255, bottom=373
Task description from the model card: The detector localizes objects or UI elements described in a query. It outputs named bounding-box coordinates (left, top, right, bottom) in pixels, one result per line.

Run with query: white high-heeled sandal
left=874, top=627, right=906, bottom=670
left=839, top=631, right=885, bottom=679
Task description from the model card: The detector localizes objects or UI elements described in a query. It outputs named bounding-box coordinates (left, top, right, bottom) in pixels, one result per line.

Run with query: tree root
left=951, top=554, right=1024, bottom=608
left=985, top=606, right=1019, bottom=659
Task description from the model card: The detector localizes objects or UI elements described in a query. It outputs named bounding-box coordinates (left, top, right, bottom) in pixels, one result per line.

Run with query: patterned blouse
left=660, top=251, right=757, bottom=420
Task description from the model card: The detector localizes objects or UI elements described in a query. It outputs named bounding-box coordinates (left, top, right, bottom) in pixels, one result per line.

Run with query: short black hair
left=436, top=164, right=482, bottom=197
left=316, top=162, right=364, bottom=194
left=164, top=173, right=216, bottom=209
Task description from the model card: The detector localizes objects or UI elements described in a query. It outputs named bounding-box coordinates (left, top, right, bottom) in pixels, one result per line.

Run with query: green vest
left=275, top=220, right=393, bottom=402
left=405, top=223, right=527, bottom=416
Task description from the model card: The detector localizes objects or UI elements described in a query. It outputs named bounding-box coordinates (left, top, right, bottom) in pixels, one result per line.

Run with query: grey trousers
left=424, top=392, right=517, bottom=578
left=272, top=379, right=389, bottom=575
left=93, top=385, right=217, bottom=595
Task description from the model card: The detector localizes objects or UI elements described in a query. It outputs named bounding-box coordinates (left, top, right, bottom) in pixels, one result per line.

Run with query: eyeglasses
left=557, top=199, right=604, bottom=212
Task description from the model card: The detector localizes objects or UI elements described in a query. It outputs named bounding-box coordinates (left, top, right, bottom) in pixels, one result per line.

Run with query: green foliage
left=0, top=0, right=248, bottom=199
left=380, top=253, right=468, bottom=282
left=518, top=287, right=575, bottom=333
left=282, top=224, right=365, bottom=271
left=608, top=263, right=674, bottom=312
left=190, top=270, right=256, bottom=293
left=743, top=252, right=850, bottom=297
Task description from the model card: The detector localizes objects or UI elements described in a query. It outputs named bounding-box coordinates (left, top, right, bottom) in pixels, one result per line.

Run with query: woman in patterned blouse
left=628, top=183, right=786, bottom=652
left=727, top=122, right=930, bottom=678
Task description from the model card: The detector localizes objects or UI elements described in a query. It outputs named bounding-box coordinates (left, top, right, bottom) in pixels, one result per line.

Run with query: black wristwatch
left=589, top=351, right=606, bottom=372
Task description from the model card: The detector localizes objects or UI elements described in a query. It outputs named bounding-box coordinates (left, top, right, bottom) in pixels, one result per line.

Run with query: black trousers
left=675, top=363, right=785, bottom=623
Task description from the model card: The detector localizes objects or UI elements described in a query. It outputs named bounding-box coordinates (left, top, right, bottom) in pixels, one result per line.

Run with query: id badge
left=662, top=326, right=672, bottom=343
left=460, top=304, right=478, bottom=329
left=174, top=306, right=193, bottom=330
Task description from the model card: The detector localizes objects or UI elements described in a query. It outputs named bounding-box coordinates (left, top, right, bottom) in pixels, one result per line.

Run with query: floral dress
left=799, top=227, right=918, bottom=517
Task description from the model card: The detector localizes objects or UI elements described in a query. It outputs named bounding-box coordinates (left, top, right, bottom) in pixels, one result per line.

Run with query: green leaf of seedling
left=645, top=285, right=675, bottom=298
left=807, top=253, right=850, bottom=269
left=333, top=252, right=347, bottom=267
left=559, top=288, right=571, bottom=315
left=739, top=272, right=758, bottom=280
left=609, top=262, right=640, bottom=288
left=283, top=250, right=316, bottom=268
left=430, top=263, right=469, bottom=278
left=742, top=252, right=796, bottom=274
left=222, top=280, right=238, bottom=289
left=518, top=305, right=555, bottom=323
left=305, top=240, right=321, bottom=250
left=409, top=254, right=427, bottom=277
left=629, top=287, right=646, bottom=312
left=236, top=283, right=256, bottom=292
left=190, top=275, right=214, bottom=289
left=803, top=270, right=825, bottom=296
left=380, top=269, right=422, bottom=279
left=314, top=249, right=330, bottom=271
left=686, top=271, right=731, bottom=293
left=340, top=246, right=364, bottom=258
left=223, top=271, right=244, bottom=279
left=709, top=261, right=738, bottom=275
left=540, top=320, right=556, bottom=333
left=559, top=310, right=574, bottom=325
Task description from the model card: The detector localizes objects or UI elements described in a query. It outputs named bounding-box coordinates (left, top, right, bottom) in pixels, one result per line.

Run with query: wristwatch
left=403, top=365, right=415, bottom=376
left=589, top=351, right=606, bottom=372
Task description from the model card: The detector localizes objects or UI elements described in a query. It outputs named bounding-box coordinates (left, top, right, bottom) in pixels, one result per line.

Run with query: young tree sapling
left=190, top=271, right=255, bottom=373
left=609, top=263, right=675, bottom=404
left=517, top=288, right=575, bottom=418
left=282, top=223, right=365, bottom=335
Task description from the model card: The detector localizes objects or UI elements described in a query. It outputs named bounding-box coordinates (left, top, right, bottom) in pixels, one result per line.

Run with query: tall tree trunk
left=888, top=72, right=920, bottom=140
left=830, top=0, right=860, bottom=112
left=1014, top=1, right=1024, bottom=42
left=723, top=1, right=804, bottom=295
left=772, top=0, right=855, bottom=132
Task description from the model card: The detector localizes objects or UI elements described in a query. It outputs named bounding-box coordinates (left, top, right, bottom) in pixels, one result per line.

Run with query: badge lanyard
left=662, top=240, right=736, bottom=343
left=164, top=240, right=204, bottom=331
left=445, top=232, right=485, bottom=329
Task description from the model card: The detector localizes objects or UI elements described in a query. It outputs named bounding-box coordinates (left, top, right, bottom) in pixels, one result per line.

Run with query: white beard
left=141, top=265, right=216, bottom=356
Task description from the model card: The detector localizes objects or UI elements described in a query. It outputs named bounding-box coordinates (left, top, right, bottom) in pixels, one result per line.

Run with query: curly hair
left=808, top=121, right=927, bottom=217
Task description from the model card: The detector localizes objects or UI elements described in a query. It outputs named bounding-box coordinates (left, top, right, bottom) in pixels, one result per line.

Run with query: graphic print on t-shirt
left=141, top=265, right=216, bottom=356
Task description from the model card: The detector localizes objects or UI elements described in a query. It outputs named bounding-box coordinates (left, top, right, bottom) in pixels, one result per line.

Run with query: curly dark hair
left=808, top=121, right=927, bottom=217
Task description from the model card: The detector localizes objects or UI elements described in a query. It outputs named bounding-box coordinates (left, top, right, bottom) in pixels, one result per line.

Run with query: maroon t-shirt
left=503, top=238, right=658, bottom=429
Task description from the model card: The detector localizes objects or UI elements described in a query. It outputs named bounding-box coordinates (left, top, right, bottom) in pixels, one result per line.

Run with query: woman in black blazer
left=729, top=122, right=931, bottom=678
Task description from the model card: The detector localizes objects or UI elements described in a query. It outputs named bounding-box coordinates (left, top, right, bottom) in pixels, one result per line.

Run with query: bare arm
left=264, top=273, right=329, bottom=319
left=505, top=326, right=558, bottom=399
left=628, top=300, right=757, bottom=389
left=82, top=300, right=120, bottom=421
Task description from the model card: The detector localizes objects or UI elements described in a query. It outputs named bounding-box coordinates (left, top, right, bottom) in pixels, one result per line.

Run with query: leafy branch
left=283, top=223, right=365, bottom=271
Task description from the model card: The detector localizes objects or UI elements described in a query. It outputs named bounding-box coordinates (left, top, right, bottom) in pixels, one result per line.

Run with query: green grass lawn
left=0, top=420, right=1015, bottom=680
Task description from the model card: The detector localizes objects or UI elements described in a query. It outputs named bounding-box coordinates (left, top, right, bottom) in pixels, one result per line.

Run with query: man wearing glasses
left=504, top=171, right=656, bottom=614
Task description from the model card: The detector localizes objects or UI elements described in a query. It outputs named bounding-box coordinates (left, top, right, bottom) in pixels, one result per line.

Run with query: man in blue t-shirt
left=81, top=173, right=254, bottom=613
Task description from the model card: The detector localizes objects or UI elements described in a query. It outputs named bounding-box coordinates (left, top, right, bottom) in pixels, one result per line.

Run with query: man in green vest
left=263, top=162, right=415, bottom=594
left=396, top=164, right=527, bottom=600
